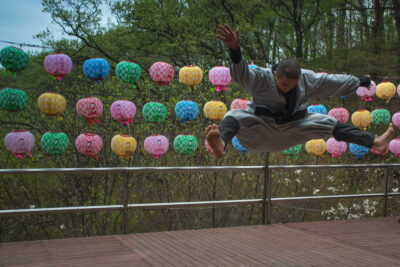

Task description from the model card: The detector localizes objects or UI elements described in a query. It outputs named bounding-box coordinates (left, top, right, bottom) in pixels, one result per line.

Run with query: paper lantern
left=328, top=107, right=349, bottom=123
left=76, top=97, right=103, bottom=126
left=41, top=131, right=69, bottom=154
left=83, top=58, right=110, bottom=81
left=37, top=92, right=66, bottom=120
left=397, top=84, right=400, bottom=97
left=150, top=61, right=174, bottom=86
left=142, top=102, right=168, bottom=123
left=371, top=109, right=391, bottom=125
left=230, top=98, right=250, bottom=110
left=111, top=134, right=137, bottom=159
left=204, top=100, right=227, bottom=121
left=0, top=46, right=30, bottom=73
left=392, top=112, right=400, bottom=129
left=305, top=139, right=326, bottom=156
left=232, top=136, right=248, bottom=153
left=209, top=66, right=231, bottom=92
left=349, top=143, right=369, bottom=159
left=110, top=100, right=136, bottom=126
left=388, top=138, right=400, bottom=157
left=356, top=81, right=376, bottom=101
left=44, top=53, right=72, bottom=80
left=351, top=109, right=372, bottom=130
left=326, top=138, right=347, bottom=158
left=175, top=100, right=199, bottom=122
left=248, top=64, right=258, bottom=69
left=282, top=144, right=302, bottom=158
left=75, top=133, right=103, bottom=159
left=376, top=82, right=396, bottom=103
left=179, top=65, right=203, bottom=88
left=307, top=104, right=327, bottom=115
left=173, top=135, right=198, bottom=154
left=144, top=135, right=169, bottom=158
left=4, top=130, right=35, bottom=158
left=0, top=88, right=28, bottom=111
left=116, top=61, right=142, bottom=85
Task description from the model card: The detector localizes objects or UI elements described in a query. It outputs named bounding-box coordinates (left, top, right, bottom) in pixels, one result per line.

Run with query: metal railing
left=1, top=163, right=400, bottom=233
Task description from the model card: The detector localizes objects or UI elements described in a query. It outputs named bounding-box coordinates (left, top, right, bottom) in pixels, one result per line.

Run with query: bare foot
left=205, top=124, right=225, bottom=158
left=371, top=123, right=395, bottom=154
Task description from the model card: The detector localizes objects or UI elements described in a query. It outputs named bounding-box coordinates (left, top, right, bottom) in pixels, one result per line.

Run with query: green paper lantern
left=41, top=132, right=70, bottom=154
left=0, top=88, right=28, bottom=111
left=0, top=46, right=30, bottom=72
left=372, top=109, right=391, bottom=124
left=173, top=135, right=198, bottom=154
left=115, top=61, right=142, bottom=84
left=282, top=144, right=302, bottom=158
left=142, top=102, right=167, bottom=123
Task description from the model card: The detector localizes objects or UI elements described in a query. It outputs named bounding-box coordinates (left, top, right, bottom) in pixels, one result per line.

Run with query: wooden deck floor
left=1, top=216, right=399, bottom=266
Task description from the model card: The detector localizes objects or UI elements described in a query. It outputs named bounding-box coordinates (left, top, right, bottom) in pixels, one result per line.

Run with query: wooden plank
left=1, top=217, right=399, bottom=266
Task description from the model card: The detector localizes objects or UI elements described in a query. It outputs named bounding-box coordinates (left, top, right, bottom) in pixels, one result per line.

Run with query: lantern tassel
left=216, top=85, right=227, bottom=92
left=361, top=96, right=372, bottom=102
left=56, top=75, right=64, bottom=81
left=119, top=118, right=134, bottom=126
left=88, top=118, right=101, bottom=126
left=13, top=153, right=26, bottom=159
left=88, top=154, right=100, bottom=160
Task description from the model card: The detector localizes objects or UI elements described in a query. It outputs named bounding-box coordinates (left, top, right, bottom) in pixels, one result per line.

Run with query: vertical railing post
left=262, top=153, right=271, bottom=224
left=121, top=172, right=129, bottom=234
left=383, top=167, right=389, bottom=217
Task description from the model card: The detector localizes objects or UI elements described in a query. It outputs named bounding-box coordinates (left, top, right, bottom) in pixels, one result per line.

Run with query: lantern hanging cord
left=0, top=39, right=54, bottom=50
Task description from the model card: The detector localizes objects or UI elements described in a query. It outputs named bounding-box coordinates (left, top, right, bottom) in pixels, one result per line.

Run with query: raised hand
left=216, top=24, right=240, bottom=49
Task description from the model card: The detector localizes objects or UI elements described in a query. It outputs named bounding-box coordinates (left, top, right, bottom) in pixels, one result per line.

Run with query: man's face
left=274, top=72, right=299, bottom=94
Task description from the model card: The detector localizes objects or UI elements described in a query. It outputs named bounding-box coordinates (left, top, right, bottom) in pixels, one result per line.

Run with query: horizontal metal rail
left=1, top=163, right=400, bottom=175
left=1, top=192, right=399, bottom=216
left=0, top=164, right=399, bottom=222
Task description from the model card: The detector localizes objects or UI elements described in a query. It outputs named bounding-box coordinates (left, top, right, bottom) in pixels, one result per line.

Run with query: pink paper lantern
left=230, top=98, right=250, bottom=110
left=4, top=129, right=35, bottom=158
left=44, top=53, right=73, bottom=80
left=144, top=135, right=169, bottom=158
left=75, top=133, right=103, bottom=159
left=76, top=97, right=103, bottom=126
left=328, top=107, right=349, bottom=123
left=326, top=137, right=347, bottom=158
left=356, top=80, right=376, bottom=101
left=392, top=112, right=400, bottom=129
left=397, top=84, right=400, bottom=97
left=110, top=100, right=136, bottom=126
left=149, top=61, right=175, bottom=86
left=209, top=66, right=231, bottom=92
left=389, top=138, right=400, bottom=157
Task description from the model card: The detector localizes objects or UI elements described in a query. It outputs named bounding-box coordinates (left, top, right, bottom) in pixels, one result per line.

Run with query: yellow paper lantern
left=37, top=92, right=66, bottom=120
left=305, top=139, right=326, bottom=156
left=203, top=100, right=227, bottom=120
left=179, top=65, right=203, bottom=88
left=351, top=109, right=372, bottom=130
left=376, top=82, right=396, bottom=103
left=111, top=134, right=137, bottom=159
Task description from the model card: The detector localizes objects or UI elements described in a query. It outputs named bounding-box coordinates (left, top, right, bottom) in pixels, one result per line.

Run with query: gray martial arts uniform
left=225, top=58, right=360, bottom=152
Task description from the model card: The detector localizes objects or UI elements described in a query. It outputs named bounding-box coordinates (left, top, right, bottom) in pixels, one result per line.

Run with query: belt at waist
left=254, top=106, right=307, bottom=124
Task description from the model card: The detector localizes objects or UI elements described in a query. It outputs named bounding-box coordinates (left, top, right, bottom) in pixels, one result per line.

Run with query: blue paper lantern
left=175, top=100, right=199, bottom=122
left=349, top=143, right=369, bottom=159
left=83, top=58, right=110, bottom=81
left=307, top=104, right=327, bottom=115
left=232, top=136, right=248, bottom=153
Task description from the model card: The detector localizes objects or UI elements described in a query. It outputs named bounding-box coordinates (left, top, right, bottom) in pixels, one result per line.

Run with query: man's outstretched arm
left=217, top=24, right=264, bottom=95
left=303, top=70, right=371, bottom=98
